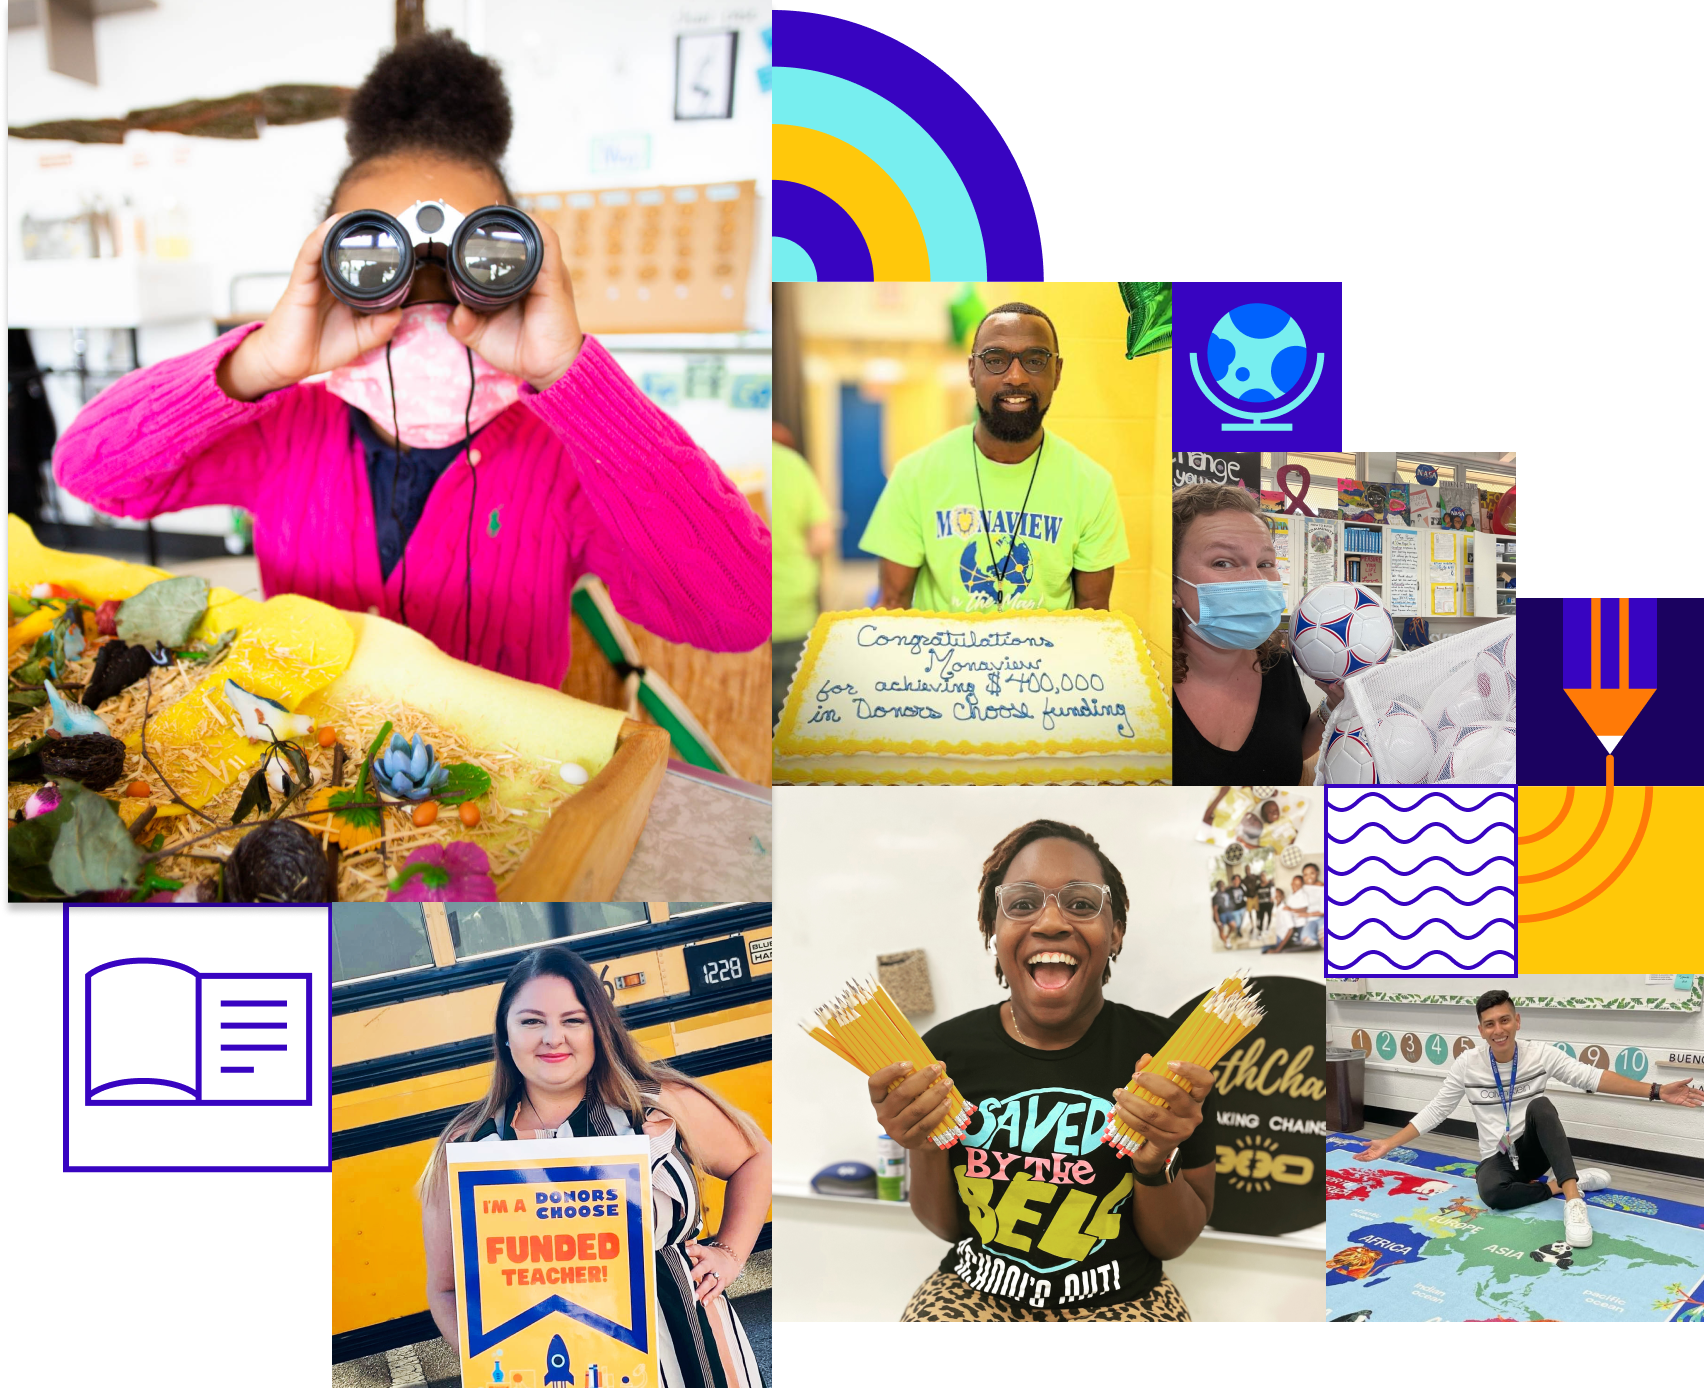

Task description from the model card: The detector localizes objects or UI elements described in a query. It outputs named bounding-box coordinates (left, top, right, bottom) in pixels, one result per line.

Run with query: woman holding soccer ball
left=1171, top=483, right=1344, bottom=785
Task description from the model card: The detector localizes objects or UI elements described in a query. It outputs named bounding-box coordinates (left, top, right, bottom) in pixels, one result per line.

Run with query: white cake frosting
left=774, top=608, right=1171, bottom=785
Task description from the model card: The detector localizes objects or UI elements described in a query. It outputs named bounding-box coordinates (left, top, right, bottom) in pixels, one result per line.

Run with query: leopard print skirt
left=900, top=1268, right=1191, bottom=1322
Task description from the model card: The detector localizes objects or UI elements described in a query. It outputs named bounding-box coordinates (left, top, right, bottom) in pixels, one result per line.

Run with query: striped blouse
left=473, top=1095, right=761, bottom=1388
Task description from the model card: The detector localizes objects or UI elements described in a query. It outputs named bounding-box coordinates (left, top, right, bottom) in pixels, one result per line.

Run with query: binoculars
left=321, top=200, right=542, bottom=313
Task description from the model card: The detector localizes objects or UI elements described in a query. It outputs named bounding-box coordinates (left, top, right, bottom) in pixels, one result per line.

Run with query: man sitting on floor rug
left=1354, top=989, right=1704, bottom=1248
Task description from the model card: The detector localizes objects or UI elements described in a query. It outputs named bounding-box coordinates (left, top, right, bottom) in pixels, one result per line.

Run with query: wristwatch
left=1133, top=1149, right=1178, bottom=1187
left=1649, top=1082, right=1661, bottom=1102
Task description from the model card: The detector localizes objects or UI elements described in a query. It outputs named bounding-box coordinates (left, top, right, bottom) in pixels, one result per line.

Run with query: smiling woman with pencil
left=862, top=819, right=1222, bottom=1322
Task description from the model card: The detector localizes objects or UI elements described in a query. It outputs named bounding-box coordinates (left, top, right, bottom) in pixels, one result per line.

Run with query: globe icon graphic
left=1207, top=304, right=1307, bottom=403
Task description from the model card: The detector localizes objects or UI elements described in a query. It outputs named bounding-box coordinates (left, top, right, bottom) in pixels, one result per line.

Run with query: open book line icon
left=83, top=957, right=312, bottom=1106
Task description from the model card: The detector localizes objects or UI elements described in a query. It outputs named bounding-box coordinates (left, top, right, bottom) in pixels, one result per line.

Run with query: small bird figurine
left=44, top=679, right=110, bottom=737
left=223, top=678, right=315, bottom=742
left=545, top=1334, right=574, bottom=1387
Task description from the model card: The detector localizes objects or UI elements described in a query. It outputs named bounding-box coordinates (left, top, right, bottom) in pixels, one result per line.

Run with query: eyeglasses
left=994, top=881, right=1111, bottom=924
left=973, top=347, right=1056, bottom=376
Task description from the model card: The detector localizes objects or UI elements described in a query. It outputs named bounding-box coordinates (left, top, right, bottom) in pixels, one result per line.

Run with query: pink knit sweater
left=52, top=322, right=771, bottom=688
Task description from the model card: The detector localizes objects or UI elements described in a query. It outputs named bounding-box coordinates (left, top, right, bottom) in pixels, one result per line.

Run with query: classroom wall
left=773, top=784, right=1326, bottom=1322
left=985, top=283, right=1172, bottom=667
left=1328, top=980, right=1704, bottom=1162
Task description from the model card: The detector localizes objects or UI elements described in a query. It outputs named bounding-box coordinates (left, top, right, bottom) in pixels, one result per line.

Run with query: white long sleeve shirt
left=1409, top=1039, right=1604, bottom=1158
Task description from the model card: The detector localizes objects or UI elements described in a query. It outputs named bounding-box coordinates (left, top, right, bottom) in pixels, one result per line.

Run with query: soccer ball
left=1207, top=304, right=1307, bottom=402
left=1291, top=582, right=1394, bottom=686
left=1438, top=719, right=1516, bottom=782
left=1374, top=698, right=1437, bottom=784
left=1321, top=722, right=1379, bottom=784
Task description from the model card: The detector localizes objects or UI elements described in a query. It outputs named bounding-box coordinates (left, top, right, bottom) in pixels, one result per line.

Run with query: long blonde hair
left=1172, top=482, right=1286, bottom=686
left=416, top=943, right=762, bottom=1200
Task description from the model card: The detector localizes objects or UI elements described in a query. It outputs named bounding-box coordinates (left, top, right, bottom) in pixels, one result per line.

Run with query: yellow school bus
left=330, top=901, right=772, bottom=1363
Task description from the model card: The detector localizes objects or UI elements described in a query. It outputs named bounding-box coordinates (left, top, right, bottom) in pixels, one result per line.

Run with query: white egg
left=560, top=762, right=590, bottom=786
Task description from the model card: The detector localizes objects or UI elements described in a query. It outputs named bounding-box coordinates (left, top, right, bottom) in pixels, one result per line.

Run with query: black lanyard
left=971, top=432, right=1044, bottom=607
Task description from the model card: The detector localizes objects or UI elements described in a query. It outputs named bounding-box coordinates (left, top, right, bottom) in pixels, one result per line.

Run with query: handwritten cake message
left=796, top=619, right=1142, bottom=743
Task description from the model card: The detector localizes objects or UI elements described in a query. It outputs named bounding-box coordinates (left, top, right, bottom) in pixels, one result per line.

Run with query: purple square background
left=1517, top=598, right=1704, bottom=786
left=1173, top=281, right=1343, bottom=451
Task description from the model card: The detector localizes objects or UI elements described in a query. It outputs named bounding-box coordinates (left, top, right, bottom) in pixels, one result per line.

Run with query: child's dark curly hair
left=324, top=29, right=516, bottom=216
left=975, top=820, right=1129, bottom=986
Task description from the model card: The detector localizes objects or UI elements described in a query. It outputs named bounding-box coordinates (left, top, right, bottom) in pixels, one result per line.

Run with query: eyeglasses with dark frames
left=973, top=347, right=1056, bottom=376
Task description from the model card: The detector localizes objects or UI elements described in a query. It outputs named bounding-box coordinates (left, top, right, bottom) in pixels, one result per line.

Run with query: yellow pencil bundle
left=1102, top=970, right=1265, bottom=1157
left=804, top=979, right=977, bottom=1149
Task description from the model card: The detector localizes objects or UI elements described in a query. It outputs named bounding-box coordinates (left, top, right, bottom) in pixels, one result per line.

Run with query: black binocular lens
left=322, top=203, right=541, bottom=314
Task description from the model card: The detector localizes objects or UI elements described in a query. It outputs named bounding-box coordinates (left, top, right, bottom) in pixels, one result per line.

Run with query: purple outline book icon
left=84, top=957, right=312, bottom=1106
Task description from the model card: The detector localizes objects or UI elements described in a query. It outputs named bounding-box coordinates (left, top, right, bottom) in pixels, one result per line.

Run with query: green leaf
left=8, top=732, right=51, bottom=782
left=8, top=796, right=74, bottom=898
left=8, top=733, right=50, bottom=762
left=174, top=627, right=239, bottom=664
left=131, top=867, right=184, bottom=901
left=435, top=762, right=492, bottom=804
left=8, top=688, right=48, bottom=716
left=8, top=594, right=34, bottom=618
left=387, top=861, right=451, bottom=892
left=116, top=575, right=210, bottom=649
left=353, top=719, right=393, bottom=798
left=13, top=656, right=48, bottom=685
left=326, top=788, right=382, bottom=831
left=231, top=766, right=272, bottom=825
left=48, top=781, right=142, bottom=895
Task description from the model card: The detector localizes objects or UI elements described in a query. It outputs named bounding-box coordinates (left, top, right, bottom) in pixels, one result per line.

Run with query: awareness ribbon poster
left=448, top=1136, right=657, bottom=1388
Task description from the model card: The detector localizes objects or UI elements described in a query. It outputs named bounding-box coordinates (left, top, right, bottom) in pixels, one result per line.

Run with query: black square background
left=64, top=906, right=328, bottom=1164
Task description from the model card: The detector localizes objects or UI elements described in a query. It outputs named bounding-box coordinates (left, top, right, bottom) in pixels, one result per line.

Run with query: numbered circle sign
left=1614, top=1047, right=1649, bottom=1080
left=1452, top=1036, right=1476, bottom=1058
left=1400, top=1033, right=1423, bottom=1063
left=683, top=934, right=748, bottom=996
left=1552, top=1041, right=1575, bottom=1058
left=1424, top=1034, right=1448, bottom=1064
left=1580, top=1044, right=1611, bottom=1069
left=1375, top=1031, right=1397, bottom=1060
left=1350, top=1029, right=1372, bottom=1053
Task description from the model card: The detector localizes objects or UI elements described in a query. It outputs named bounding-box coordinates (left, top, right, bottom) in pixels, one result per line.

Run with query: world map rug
left=1325, top=1134, right=1704, bottom=1321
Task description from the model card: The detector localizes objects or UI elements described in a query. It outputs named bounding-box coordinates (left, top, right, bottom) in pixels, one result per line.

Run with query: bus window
left=445, top=903, right=649, bottom=959
left=667, top=902, right=732, bottom=915
left=333, top=903, right=435, bottom=983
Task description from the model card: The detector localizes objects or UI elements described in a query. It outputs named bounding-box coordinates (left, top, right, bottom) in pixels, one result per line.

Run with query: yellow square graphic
left=1518, top=784, right=1694, bottom=970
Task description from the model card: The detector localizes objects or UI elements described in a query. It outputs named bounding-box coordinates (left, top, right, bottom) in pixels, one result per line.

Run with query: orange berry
left=458, top=801, right=481, bottom=828
left=317, top=726, right=338, bottom=747
left=412, top=801, right=439, bottom=828
left=126, top=780, right=150, bottom=798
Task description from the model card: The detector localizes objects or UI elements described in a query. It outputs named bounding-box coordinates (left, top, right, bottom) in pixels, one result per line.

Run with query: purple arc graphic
left=776, top=9, right=1044, bottom=279
left=773, top=181, right=873, bottom=281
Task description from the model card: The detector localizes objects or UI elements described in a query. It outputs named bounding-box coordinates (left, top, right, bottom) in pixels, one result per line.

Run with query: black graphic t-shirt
left=923, top=1001, right=1217, bottom=1310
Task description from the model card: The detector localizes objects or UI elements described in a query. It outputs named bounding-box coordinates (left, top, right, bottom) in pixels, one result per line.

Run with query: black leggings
left=1475, top=1097, right=1579, bottom=1210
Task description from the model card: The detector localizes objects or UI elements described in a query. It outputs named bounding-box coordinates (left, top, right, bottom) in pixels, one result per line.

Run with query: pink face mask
left=325, top=302, right=522, bottom=448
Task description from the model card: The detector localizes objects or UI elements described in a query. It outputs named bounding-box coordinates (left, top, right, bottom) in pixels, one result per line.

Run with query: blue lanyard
left=1489, top=1047, right=1519, bottom=1136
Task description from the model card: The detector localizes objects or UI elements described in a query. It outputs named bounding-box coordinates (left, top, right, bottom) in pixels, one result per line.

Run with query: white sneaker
left=1576, top=1168, right=1611, bottom=1193
left=1564, top=1198, right=1593, bottom=1248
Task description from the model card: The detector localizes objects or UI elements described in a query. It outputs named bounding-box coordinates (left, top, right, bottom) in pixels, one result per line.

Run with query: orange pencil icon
left=1563, top=599, right=1655, bottom=765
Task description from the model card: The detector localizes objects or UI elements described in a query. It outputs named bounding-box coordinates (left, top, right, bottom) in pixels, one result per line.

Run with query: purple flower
left=386, top=841, right=497, bottom=902
left=24, top=783, right=61, bottom=819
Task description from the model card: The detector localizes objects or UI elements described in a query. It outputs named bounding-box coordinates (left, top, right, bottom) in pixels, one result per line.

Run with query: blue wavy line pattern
left=1325, top=786, right=1516, bottom=980
left=1329, top=790, right=1515, bottom=816
left=1331, top=854, right=1516, bottom=877
left=1327, top=884, right=1514, bottom=908
left=1328, top=917, right=1516, bottom=942
left=1327, top=820, right=1515, bottom=846
left=1325, top=947, right=1517, bottom=972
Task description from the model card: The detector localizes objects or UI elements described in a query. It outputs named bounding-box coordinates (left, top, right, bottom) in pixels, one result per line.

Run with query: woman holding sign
left=419, top=945, right=771, bottom=1387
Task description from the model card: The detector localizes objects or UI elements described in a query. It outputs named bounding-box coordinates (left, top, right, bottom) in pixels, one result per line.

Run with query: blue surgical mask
left=1177, top=576, right=1286, bottom=650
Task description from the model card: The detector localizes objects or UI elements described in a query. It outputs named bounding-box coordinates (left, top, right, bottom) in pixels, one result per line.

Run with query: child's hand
left=219, top=217, right=405, bottom=401
left=445, top=216, right=585, bottom=392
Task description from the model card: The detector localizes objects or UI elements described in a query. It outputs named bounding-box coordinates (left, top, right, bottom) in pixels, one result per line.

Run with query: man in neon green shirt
left=772, top=436, right=834, bottom=726
left=858, top=302, right=1128, bottom=612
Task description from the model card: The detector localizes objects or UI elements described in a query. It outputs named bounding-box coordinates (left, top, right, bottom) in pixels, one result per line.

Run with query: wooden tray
left=498, top=719, right=670, bottom=902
